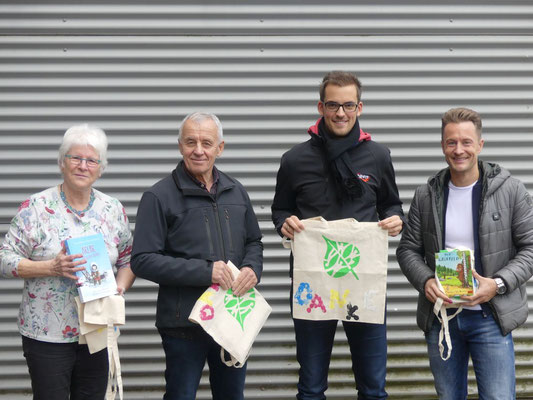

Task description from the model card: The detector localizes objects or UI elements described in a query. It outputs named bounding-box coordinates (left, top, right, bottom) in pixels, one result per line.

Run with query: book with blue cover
left=65, top=233, right=117, bottom=303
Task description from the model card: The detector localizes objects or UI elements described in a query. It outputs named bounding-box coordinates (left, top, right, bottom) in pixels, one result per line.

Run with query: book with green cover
left=434, top=248, right=476, bottom=302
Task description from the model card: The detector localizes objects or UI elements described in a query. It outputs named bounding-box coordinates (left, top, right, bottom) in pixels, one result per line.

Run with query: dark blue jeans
left=293, top=318, right=388, bottom=400
left=21, top=335, right=108, bottom=400
left=160, top=330, right=247, bottom=400
left=426, top=309, right=515, bottom=400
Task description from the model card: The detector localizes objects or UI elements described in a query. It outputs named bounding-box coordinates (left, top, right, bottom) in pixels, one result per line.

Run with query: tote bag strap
left=433, top=298, right=463, bottom=361
left=282, top=236, right=292, bottom=250
left=220, top=347, right=246, bottom=368
left=105, top=321, right=123, bottom=400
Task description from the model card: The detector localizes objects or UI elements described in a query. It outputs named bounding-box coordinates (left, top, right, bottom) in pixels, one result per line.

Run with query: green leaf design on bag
left=224, top=288, right=256, bottom=330
left=322, top=235, right=360, bottom=279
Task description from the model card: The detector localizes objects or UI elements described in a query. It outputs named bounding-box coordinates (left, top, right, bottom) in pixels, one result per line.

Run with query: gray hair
left=58, top=124, right=108, bottom=172
left=178, top=112, right=223, bottom=143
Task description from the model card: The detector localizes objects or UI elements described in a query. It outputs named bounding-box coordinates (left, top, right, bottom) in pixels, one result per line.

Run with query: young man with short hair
left=397, top=107, right=533, bottom=399
left=272, top=71, right=404, bottom=399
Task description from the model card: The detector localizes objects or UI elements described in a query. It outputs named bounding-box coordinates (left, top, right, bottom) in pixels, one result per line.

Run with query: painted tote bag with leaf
left=189, top=261, right=272, bottom=366
left=288, top=217, right=388, bottom=324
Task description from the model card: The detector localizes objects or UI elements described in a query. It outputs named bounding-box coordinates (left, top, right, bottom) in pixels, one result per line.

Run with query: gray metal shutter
left=1, top=2, right=532, bottom=399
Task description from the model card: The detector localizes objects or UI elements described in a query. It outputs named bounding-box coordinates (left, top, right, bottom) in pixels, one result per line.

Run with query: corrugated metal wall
left=1, top=1, right=532, bottom=399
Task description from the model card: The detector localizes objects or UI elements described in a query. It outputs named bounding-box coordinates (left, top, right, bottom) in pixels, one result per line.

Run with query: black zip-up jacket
left=272, top=120, right=404, bottom=246
left=131, top=161, right=263, bottom=329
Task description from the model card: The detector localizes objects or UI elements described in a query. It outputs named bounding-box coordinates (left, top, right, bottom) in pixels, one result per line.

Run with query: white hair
left=58, top=124, right=108, bottom=172
left=178, top=112, right=223, bottom=143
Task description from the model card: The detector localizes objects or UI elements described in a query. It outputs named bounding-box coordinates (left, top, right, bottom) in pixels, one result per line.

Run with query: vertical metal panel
left=0, top=2, right=532, bottom=399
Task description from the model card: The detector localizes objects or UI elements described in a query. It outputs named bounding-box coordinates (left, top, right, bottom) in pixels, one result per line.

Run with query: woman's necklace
left=60, top=184, right=95, bottom=217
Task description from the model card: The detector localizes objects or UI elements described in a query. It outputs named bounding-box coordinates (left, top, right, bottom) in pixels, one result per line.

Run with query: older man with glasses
left=272, top=71, right=404, bottom=400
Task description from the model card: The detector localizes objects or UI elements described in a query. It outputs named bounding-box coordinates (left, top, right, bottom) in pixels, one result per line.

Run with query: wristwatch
left=494, top=277, right=507, bottom=295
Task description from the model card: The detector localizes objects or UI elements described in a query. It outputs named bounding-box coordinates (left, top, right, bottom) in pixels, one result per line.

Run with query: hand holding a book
left=49, top=247, right=86, bottom=280
left=212, top=261, right=234, bottom=290
left=459, top=270, right=497, bottom=306
left=425, top=278, right=453, bottom=304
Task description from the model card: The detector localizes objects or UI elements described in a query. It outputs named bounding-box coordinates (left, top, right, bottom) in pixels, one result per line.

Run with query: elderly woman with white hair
left=0, top=124, right=135, bottom=399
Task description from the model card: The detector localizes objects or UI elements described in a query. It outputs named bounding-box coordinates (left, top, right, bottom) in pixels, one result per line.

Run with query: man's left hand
left=459, top=270, right=498, bottom=306
left=232, top=266, right=258, bottom=296
left=378, top=215, right=403, bottom=237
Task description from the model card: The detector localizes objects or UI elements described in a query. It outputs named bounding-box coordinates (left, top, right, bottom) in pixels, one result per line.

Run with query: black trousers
left=22, top=336, right=108, bottom=400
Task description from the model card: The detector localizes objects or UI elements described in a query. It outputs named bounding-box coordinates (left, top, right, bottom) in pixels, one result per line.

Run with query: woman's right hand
left=48, top=247, right=86, bottom=280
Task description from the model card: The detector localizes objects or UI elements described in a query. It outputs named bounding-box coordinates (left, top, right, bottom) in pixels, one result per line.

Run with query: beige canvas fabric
left=287, top=217, right=388, bottom=324
left=432, top=298, right=463, bottom=361
left=189, top=261, right=272, bottom=367
left=76, top=295, right=125, bottom=400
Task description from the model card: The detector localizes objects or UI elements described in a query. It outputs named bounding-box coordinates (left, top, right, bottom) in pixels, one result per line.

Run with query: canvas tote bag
left=189, top=261, right=272, bottom=367
left=75, top=295, right=125, bottom=400
left=286, top=217, right=388, bottom=324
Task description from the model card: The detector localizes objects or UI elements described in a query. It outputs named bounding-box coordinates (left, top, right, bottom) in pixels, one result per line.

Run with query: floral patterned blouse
left=0, top=186, right=132, bottom=343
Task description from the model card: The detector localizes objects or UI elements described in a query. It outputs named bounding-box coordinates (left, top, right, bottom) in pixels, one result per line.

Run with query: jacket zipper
left=429, top=178, right=444, bottom=250
left=212, top=202, right=227, bottom=261
left=428, top=181, right=443, bottom=331
left=429, top=194, right=442, bottom=250
left=224, top=208, right=234, bottom=253
left=204, top=214, right=215, bottom=255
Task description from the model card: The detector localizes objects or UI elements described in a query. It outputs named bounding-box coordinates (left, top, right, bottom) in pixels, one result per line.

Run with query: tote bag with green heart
left=287, top=217, right=388, bottom=324
left=189, top=261, right=272, bottom=367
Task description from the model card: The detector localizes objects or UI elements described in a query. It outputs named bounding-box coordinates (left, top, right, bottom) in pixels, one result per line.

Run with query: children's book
left=434, top=248, right=476, bottom=303
left=65, top=233, right=117, bottom=303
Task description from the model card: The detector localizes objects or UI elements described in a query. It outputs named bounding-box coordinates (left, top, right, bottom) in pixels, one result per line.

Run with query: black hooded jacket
left=272, top=118, right=404, bottom=237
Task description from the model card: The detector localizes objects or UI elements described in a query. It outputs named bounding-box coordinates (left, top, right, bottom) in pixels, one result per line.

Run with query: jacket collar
left=307, top=117, right=372, bottom=142
left=172, top=161, right=235, bottom=197
left=428, top=160, right=506, bottom=196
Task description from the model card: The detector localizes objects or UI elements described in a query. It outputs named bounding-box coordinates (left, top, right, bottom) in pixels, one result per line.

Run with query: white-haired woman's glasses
left=64, top=154, right=101, bottom=169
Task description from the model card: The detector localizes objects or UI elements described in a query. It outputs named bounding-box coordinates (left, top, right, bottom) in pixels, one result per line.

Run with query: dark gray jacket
left=131, top=162, right=263, bottom=329
left=397, top=161, right=533, bottom=335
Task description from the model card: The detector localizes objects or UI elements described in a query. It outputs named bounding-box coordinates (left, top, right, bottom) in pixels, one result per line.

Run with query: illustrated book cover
left=65, top=233, right=117, bottom=303
left=434, top=248, right=476, bottom=302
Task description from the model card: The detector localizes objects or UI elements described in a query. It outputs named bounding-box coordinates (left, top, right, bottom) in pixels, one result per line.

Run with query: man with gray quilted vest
left=397, top=107, right=533, bottom=400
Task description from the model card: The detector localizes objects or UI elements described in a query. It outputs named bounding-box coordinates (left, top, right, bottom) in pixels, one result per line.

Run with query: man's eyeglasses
left=323, top=101, right=359, bottom=113
left=64, top=155, right=101, bottom=168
